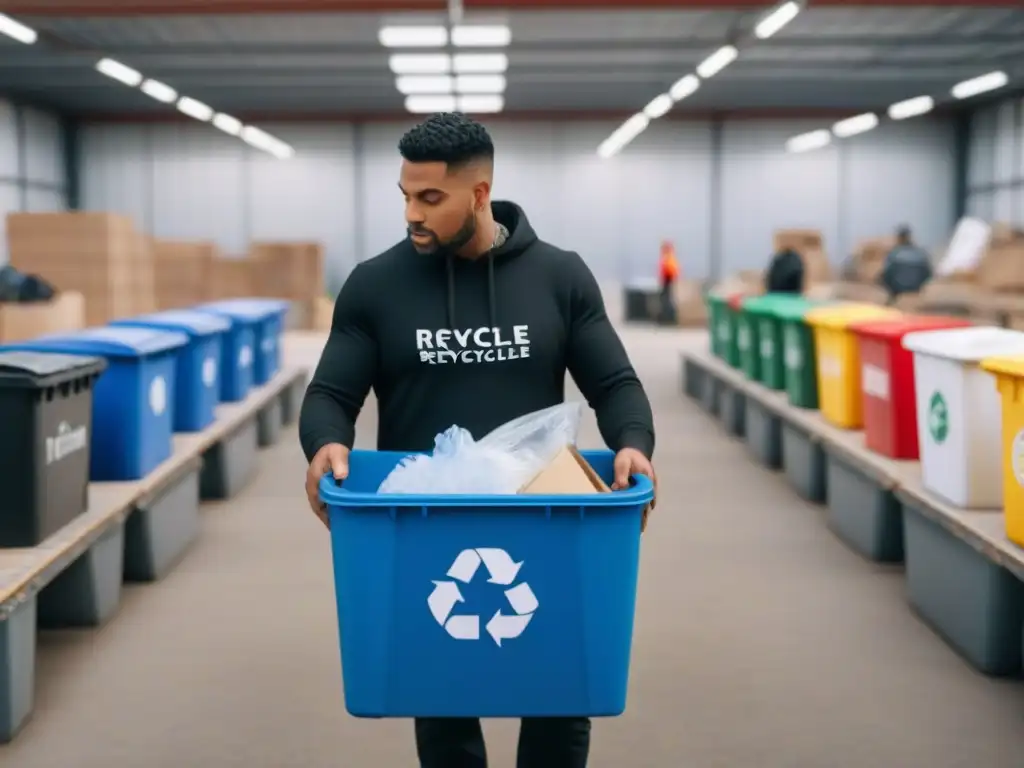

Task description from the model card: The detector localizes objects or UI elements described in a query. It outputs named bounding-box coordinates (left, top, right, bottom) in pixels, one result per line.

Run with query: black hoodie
left=299, top=201, right=655, bottom=462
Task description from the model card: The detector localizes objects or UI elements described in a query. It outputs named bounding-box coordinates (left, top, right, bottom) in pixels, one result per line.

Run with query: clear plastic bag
left=377, top=402, right=584, bottom=495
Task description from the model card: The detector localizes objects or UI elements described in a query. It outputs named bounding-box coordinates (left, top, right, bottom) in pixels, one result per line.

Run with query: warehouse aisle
left=4, top=325, right=1024, bottom=768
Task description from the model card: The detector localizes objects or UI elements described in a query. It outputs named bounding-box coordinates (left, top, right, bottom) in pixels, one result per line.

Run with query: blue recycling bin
left=319, top=449, right=653, bottom=718
left=188, top=303, right=255, bottom=403
left=193, top=299, right=288, bottom=387
left=3, top=326, right=188, bottom=481
left=111, top=310, right=231, bottom=432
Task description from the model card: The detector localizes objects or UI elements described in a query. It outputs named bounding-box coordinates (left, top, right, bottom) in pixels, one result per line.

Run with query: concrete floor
left=3, top=324, right=1024, bottom=768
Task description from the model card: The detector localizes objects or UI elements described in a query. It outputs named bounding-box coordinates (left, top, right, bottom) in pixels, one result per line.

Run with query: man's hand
left=306, top=443, right=350, bottom=528
left=611, top=447, right=657, bottom=532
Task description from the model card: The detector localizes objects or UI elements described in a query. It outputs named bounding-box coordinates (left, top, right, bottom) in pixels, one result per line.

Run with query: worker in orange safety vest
left=657, top=240, right=679, bottom=325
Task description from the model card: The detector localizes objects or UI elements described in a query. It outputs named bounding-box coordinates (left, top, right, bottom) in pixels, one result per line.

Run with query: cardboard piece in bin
left=519, top=445, right=610, bottom=495
left=518, top=446, right=652, bottom=532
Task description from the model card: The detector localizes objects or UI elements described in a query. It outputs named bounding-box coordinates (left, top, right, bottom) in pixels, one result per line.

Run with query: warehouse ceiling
left=0, top=2, right=1022, bottom=119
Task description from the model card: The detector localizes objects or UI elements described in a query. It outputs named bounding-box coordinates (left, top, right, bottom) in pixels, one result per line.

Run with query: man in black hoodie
left=299, top=113, right=656, bottom=767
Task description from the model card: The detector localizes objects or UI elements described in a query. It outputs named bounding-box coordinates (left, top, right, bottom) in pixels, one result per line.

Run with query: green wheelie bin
left=743, top=294, right=829, bottom=391
left=707, top=291, right=744, bottom=367
left=772, top=297, right=831, bottom=408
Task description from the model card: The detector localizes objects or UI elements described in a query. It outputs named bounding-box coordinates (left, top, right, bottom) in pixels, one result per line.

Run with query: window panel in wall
left=0, top=182, right=22, bottom=263
left=25, top=186, right=66, bottom=213
left=719, top=120, right=840, bottom=276
left=844, top=118, right=956, bottom=255
left=968, top=106, right=997, bottom=189
left=150, top=124, right=246, bottom=253
left=610, top=121, right=713, bottom=283
left=994, top=98, right=1017, bottom=185
left=966, top=190, right=993, bottom=220
left=80, top=124, right=150, bottom=226
left=0, top=100, right=16, bottom=179
left=22, top=107, right=64, bottom=188
left=247, top=124, right=357, bottom=287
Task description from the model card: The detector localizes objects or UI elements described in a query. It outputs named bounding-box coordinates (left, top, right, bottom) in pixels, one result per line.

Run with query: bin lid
left=742, top=293, right=819, bottom=318
left=21, top=326, right=189, bottom=358
left=195, top=298, right=288, bottom=322
left=902, top=326, right=1024, bottom=363
left=804, top=303, right=901, bottom=331
left=980, top=355, right=1024, bottom=379
left=0, top=350, right=106, bottom=388
left=848, top=315, right=973, bottom=341
left=706, top=291, right=743, bottom=306
left=112, top=310, right=231, bottom=337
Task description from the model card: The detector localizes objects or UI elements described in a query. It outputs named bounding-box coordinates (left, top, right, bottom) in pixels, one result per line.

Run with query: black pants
left=415, top=716, right=591, bottom=768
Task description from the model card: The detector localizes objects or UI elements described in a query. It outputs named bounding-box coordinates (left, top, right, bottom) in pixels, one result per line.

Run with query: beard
left=408, top=212, right=477, bottom=256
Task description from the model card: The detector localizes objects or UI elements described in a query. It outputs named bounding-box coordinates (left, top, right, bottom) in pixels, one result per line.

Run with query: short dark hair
left=398, top=112, right=494, bottom=169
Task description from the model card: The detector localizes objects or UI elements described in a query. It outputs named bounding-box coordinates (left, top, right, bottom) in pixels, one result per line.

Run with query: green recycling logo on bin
left=428, top=548, right=538, bottom=646
left=928, top=391, right=949, bottom=444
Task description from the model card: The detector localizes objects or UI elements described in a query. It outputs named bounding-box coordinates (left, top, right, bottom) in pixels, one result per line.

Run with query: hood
left=441, top=200, right=538, bottom=329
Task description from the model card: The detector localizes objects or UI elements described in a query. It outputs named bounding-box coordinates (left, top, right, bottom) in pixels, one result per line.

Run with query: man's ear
left=473, top=180, right=491, bottom=212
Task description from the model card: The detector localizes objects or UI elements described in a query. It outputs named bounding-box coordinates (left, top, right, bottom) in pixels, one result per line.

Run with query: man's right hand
left=306, top=443, right=350, bottom=528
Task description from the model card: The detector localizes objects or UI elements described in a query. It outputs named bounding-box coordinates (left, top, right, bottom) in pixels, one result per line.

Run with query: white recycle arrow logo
left=428, top=547, right=539, bottom=647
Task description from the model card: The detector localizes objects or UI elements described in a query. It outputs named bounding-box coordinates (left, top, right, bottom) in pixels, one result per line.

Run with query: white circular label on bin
left=262, top=337, right=274, bottom=354
left=1012, top=430, right=1024, bottom=488
left=928, top=391, right=949, bottom=445
left=718, top=321, right=729, bottom=341
left=239, top=345, right=253, bottom=368
left=760, top=337, right=774, bottom=358
left=202, top=357, right=217, bottom=387
left=737, top=324, right=750, bottom=350
left=785, top=343, right=801, bottom=369
left=150, top=375, right=167, bottom=416
left=862, top=364, right=890, bottom=401
left=428, top=547, right=537, bottom=647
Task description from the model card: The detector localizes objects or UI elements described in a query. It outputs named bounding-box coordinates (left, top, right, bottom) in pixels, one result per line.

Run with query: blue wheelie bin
left=193, top=299, right=288, bottom=387
left=111, top=310, right=231, bottom=432
left=319, top=449, right=654, bottom=719
left=3, top=326, right=188, bottom=481
left=188, top=303, right=255, bottom=403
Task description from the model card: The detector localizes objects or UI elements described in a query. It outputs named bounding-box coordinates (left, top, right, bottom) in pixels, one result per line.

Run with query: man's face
left=399, top=159, right=478, bottom=254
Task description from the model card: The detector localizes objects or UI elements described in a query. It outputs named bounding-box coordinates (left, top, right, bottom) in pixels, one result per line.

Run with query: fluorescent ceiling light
left=669, top=74, right=700, bottom=101
left=0, top=13, right=37, bottom=44
left=451, top=25, right=511, bottom=47
left=96, top=58, right=143, bottom=87
left=598, top=113, right=650, bottom=159
left=696, top=45, right=738, bottom=79
left=754, top=1, right=800, bottom=40
left=643, top=94, right=673, bottom=119
left=241, top=125, right=293, bottom=159
left=389, top=53, right=451, bottom=75
left=140, top=79, right=177, bottom=104
left=406, top=94, right=458, bottom=113
left=785, top=129, right=831, bottom=153
left=212, top=113, right=243, bottom=136
left=396, top=75, right=454, bottom=95
left=887, top=95, right=934, bottom=121
left=458, top=94, right=504, bottom=113
left=832, top=112, right=878, bottom=138
left=177, top=96, right=214, bottom=121
left=453, top=53, right=508, bottom=74
left=455, top=74, right=506, bottom=94
left=951, top=71, right=1008, bottom=100
left=378, top=25, right=448, bottom=48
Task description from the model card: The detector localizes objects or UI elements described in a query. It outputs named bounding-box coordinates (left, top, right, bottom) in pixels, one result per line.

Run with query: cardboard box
left=153, top=239, right=216, bottom=309
left=976, top=241, right=1024, bottom=293
left=0, top=291, right=85, bottom=342
left=313, top=295, right=334, bottom=331
left=250, top=241, right=325, bottom=300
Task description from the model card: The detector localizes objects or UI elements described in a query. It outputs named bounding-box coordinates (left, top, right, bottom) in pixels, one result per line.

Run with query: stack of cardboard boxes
left=248, top=241, right=328, bottom=328
left=4, top=212, right=155, bottom=337
left=152, top=239, right=216, bottom=310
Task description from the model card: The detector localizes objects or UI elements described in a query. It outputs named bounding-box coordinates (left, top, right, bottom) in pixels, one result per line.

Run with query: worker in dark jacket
left=878, top=224, right=932, bottom=302
left=764, top=248, right=804, bottom=294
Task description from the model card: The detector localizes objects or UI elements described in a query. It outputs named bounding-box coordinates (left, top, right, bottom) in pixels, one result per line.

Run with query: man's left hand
left=611, top=448, right=657, bottom=532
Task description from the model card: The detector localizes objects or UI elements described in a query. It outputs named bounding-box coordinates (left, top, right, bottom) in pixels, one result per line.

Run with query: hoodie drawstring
left=445, top=252, right=498, bottom=330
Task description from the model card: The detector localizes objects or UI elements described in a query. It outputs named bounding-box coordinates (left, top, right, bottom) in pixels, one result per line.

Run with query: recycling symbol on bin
left=428, top=548, right=538, bottom=647
left=928, top=391, right=949, bottom=444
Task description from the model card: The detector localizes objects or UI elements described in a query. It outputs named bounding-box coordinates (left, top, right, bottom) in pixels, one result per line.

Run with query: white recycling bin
left=902, top=326, right=1024, bottom=508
